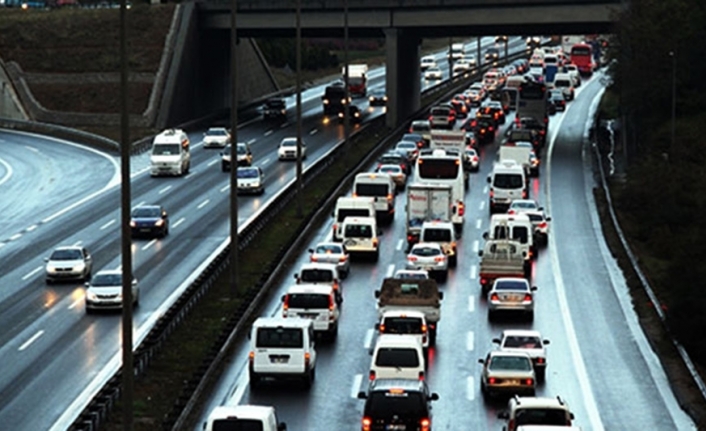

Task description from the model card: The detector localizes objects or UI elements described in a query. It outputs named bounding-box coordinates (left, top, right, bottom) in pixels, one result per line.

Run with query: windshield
left=212, top=419, right=263, bottom=431
left=256, top=327, right=303, bottom=348
left=379, top=166, right=401, bottom=175
left=554, top=80, right=571, bottom=88
left=237, top=144, right=248, bottom=155
left=90, top=273, right=122, bottom=287
left=381, top=317, right=424, bottom=334
left=375, top=348, right=420, bottom=367
left=152, top=144, right=181, bottom=155
left=300, top=269, right=334, bottom=283
left=132, top=207, right=161, bottom=218
left=355, top=183, right=389, bottom=197
left=493, top=173, right=524, bottom=189
left=280, top=139, right=297, bottom=148
left=206, top=129, right=227, bottom=136
left=337, top=208, right=371, bottom=222
left=237, top=169, right=259, bottom=179
left=418, top=159, right=460, bottom=179
left=50, top=249, right=82, bottom=260
left=488, top=355, right=532, bottom=371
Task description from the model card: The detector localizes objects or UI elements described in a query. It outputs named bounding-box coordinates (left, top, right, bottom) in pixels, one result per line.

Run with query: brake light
left=329, top=294, right=335, bottom=310
left=339, top=255, right=348, bottom=262
left=379, top=324, right=386, bottom=332
left=362, top=417, right=372, bottom=431
left=538, top=222, right=547, bottom=229
left=283, top=295, right=290, bottom=311
left=248, top=351, right=254, bottom=362
left=310, top=256, right=318, bottom=262
left=524, top=378, right=534, bottom=386
left=434, top=256, right=445, bottom=262
left=488, top=377, right=497, bottom=384
left=419, top=371, right=425, bottom=380
left=420, top=418, right=430, bottom=431
left=305, top=352, right=311, bottom=367
left=408, top=256, right=418, bottom=262
left=458, top=201, right=465, bottom=216
left=369, top=370, right=376, bottom=380
left=490, top=293, right=499, bottom=301
left=524, top=293, right=533, bottom=302
left=489, top=126, right=494, bottom=131
left=481, top=277, right=487, bottom=285
left=421, top=324, right=427, bottom=333
left=352, top=193, right=358, bottom=198
left=508, top=209, right=516, bottom=215
left=387, top=193, right=393, bottom=201
left=536, top=357, right=545, bottom=364
left=522, top=190, right=528, bottom=199
left=373, top=238, right=379, bottom=247
left=472, top=156, right=478, bottom=162
left=489, top=190, right=494, bottom=198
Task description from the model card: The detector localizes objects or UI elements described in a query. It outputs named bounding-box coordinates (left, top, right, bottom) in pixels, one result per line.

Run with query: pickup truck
left=478, top=239, right=528, bottom=295
left=374, top=278, right=443, bottom=345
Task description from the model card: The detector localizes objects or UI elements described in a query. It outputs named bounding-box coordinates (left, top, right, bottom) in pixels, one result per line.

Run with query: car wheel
left=372, top=250, right=379, bottom=262
left=303, top=370, right=313, bottom=389
left=221, top=163, right=228, bottom=172
left=488, top=310, right=495, bottom=322
left=46, top=278, right=53, bottom=285
left=527, top=310, right=534, bottom=323
left=429, top=328, right=437, bottom=347
left=249, top=371, right=260, bottom=390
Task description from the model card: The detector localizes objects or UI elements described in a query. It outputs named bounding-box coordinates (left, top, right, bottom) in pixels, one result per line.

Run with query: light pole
left=343, top=0, right=350, bottom=153
left=229, top=0, right=238, bottom=294
left=669, top=50, right=676, bottom=153
left=295, top=0, right=303, bottom=217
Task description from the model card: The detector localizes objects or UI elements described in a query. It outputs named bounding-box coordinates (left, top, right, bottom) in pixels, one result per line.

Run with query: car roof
left=369, top=378, right=428, bottom=392
left=494, top=277, right=530, bottom=286
left=299, top=262, right=338, bottom=271
left=253, top=316, right=313, bottom=329
left=502, top=329, right=542, bottom=338
left=488, top=350, right=533, bottom=359
left=132, top=204, right=161, bottom=211
left=53, top=245, right=83, bottom=251
left=421, top=220, right=454, bottom=229
left=410, top=242, right=444, bottom=251
left=342, top=216, right=376, bottom=224
left=286, top=283, right=334, bottom=295
left=510, top=396, right=570, bottom=409
left=381, top=309, right=426, bottom=319
left=93, top=269, right=123, bottom=277
left=208, top=405, right=275, bottom=422
left=207, top=127, right=227, bottom=132
left=375, top=333, right=423, bottom=348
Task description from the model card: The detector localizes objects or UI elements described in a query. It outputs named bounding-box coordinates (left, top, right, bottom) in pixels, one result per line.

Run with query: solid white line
left=262, top=158, right=271, bottom=165
left=26, top=225, right=37, bottom=232
left=351, top=374, right=364, bottom=398
left=0, top=156, right=13, bottom=187
left=68, top=297, right=83, bottom=310
left=475, top=218, right=482, bottom=229
left=468, top=295, right=475, bottom=313
left=386, top=264, right=395, bottom=278
left=172, top=217, right=185, bottom=228
left=470, top=265, right=477, bottom=280
left=19, top=330, right=44, bottom=351
left=207, top=159, right=219, bottom=167
left=466, top=376, right=475, bottom=401
left=9, top=233, right=21, bottom=241
left=247, top=138, right=256, bottom=145
left=158, top=185, right=172, bottom=194
left=220, top=184, right=230, bottom=192
left=396, top=239, right=404, bottom=251
left=100, top=219, right=116, bottom=230
left=197, top=199, right=210, bottom=209
left=309, top=129, right=318, bottom=135
left=364, top=328, right=375, bottom=350
left=141, top=239, right=156, bottom=251
left=472, top=240, right=479, bottom=253
left=264, top=130, right=273, bottom=136
left=467, top=331, right=475, bottom=351
left=22, top=266, right=43, bottom=281
left=228, top=363, right=251, bottom=406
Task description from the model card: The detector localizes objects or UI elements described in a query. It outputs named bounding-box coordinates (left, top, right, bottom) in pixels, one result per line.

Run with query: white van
left=248, top=317, right=317, bottom=389
left=369, top=334, right=426, bottom=382
left=353, top=173, right=396, bottom=223
left=294, top=262, right=342, bottom=304
left=486, top=213, right=536, bottom=261
left=204, top=405, right=287, bottom=431
left=341, top=216, right=380, bottom=261
left=332, top=196, right=375, bottom=241
left=150, top=129, right=191, bottom=176
left=377, top=310, right=430, bottom=350
left=282, top=283, right=341, bottom=340
left=419, top=220, right=457, bottom=267
left=487, top=160, right=527, bottom=214
left=552, top=73, right=575, bottom=101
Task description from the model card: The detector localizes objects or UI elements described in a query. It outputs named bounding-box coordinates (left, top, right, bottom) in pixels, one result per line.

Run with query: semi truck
left=405, top=183, right=454, bottom=248
left=375, top=278, right=443, bottom=345
left=342, top=64, right=369, bottom=98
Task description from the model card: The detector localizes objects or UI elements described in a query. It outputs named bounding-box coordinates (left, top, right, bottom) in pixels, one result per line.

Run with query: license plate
left=386, top=425, right=406, bottom=431
left=299, top=313, right=318, bottom=319
left=506, top=379, right=519, bottom=385
left=270, top=357, right=288, bottom=364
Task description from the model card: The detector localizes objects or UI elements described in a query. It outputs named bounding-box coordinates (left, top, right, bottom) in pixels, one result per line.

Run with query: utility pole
left=448, top=36, right=453, bottom=80
left=669, top=50, right=676, bottom=154
left=295, top=0, right=303, bottom=217
left=343, top=0, right=350, bottom=155
left=229, top=0, right=239, bottom=293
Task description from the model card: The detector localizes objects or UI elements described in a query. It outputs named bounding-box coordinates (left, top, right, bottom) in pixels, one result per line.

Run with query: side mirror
left=357, top=391, right=367, bottom=399
left=308, top=248, right=314, bottom=253
left=531, top=285, right=538, bottom=291
left=492, top=338, right=500, bottom=344
left=163, top=212, right=168, bottom=218
left=374, top=323, right=380, bottom=330
left=293, top=274, right=298, bottom=279
left=44, top=257, right=49, bottom=262
left=570, top=413, right=575, bottom=420
left=132, top=279, right=138, bottom=286
left=538, top=206, right=544, bottom=211
left=281, top=294, right=286, bottom=302
left=430, top=393, right=440, bottom=401
left=482, top=232, right=489, bottom=240
left=497, top=411, right=510, bottom=420
left=374, top=290, right=381, bottom=298
left=486, top=176, right=491, bottom=183
left=478, top=358, right=485, bottom=364
left=478, top=250, right=483, bottom=257
left=546, top=216, right=552, bottom=221
left=438, top=292, right=444, bottom=300
left=543, top=339, right=550, bottom=345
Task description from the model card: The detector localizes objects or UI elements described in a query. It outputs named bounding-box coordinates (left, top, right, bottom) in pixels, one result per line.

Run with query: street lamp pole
left=295, top=0, right=303, bottom=217
left=669, top=50, right=676, bottom=153
left=229, top=0, right=239, bottom=294
left=343, top=0, right=350, bottom=152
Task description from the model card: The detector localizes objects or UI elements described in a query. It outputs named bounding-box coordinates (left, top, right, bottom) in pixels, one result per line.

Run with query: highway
left=0, top=36, right=513, bottom=430
left=189, top=75, right=697, bottom=430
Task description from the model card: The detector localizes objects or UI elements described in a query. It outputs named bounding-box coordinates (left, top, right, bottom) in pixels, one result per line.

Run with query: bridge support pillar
left=384, top=29, right=421, bottom=129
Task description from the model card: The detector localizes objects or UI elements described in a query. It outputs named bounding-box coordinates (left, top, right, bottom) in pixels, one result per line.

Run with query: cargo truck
left=405, top=183, right=454, bottom=248
left=342, top=64, right=369, bottom=98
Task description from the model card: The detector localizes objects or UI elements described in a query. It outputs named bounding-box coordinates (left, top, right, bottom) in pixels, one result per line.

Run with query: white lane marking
left=22, top=266, right=43, bottom=281
left=172, top=217, right=185, bottom=228
left=351, top=374, right=364, bottom=398
left=396, top=239, right=404, bottom=251
left=468, top=295, right=475, bottom=313
left=483, top=185, right=488, bottom=193
left=470, top=265, right=477, bottom=280
left=220, top=184, right=231, bottom=192
left=475, top=218, right=482, bottom=229
left=136, top=200, right=146, bottom=207
left=467, top=376, right=475, bottom=401
left=197, top=199, right=210, bottom=209
left=24, top=145, right=39, bottom=153
left=364, top=328, right=375, bottom=350
left=207, top=159, right=219, bottom=167
left=472, top=240, right=479, bottom=253
left=158, top=185, right=172, bottom=194
left=264, top=129, right=273, bottom=136
left=386, top=264, right=395, bottom=278
left=19, top=330, right=44, bottom=351
left=0, top=156, right=13, bottom=187
left=69, top=297, right=83, bottom=310
left=546, top=85, right=604, bottom=431
left=280, top=122, right=289, bottom=129
left=185, top=170, right=198, bottom=178
left=262, top=158, right=271, bottom=165
left=0, top=243, right=5, bottom=248
left=73, top=240, right=82, bottom=246
left=247, top=138, right=256, bottom=145
left=309, top=129, right=318, bottom=135
left=114, top=264, right=122, bottom=271
left=100, top=219, right=116, bottom=230
left=9, top=233, right=21, bottom=241
left=26, top=225, right=37, bottom=232
left=479, top=200, right=485, bottom=210
left=467, top=331, right=475, bottom=351
left=141, top=239, right=156, bottom=251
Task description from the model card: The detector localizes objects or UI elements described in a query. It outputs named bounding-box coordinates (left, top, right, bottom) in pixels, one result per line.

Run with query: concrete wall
left=0, top=58, right=30, bottom=121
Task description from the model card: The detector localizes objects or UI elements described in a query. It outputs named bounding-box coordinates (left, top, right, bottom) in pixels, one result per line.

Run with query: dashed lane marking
left=158, top=185, right=172, bottom=194
left=100, top=220, right=116, bottom=230
left=472, top=240, right=479, bottom=253
left=467, top=331, right=475, bottom=351
left=141, top=239, right=156, bottom=251
left=19, top=330, right=44, bottom=351
left=22, top=266, right=43, bottom=281
left=364, top=328, right=375, bottom=350
left=386, top=264, right=395, bottom=278
left=470, top=265, right=477, bottom=280
left=264, top=130, right=273, bottom=136
left=172, top=217, right=185, bottom=228
left=351, top=374, right=364, bottom=398
left=197, top=199, right=210, bottom=209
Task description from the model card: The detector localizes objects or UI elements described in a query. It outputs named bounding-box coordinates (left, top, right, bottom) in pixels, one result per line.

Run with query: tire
left=329, top=323, right=339, bottom=341
left=527, top=310, right=534, bottom=323
left=372, top=249, right=379, bottom=262
left=488, top=310, right=495, bottom=322
left=85, top=306, right=92, bottom=315
left=46, top=278, right=53, bottom=285
left=221, top=163, right=228, bottom=172
left=449, top=254, right=457, bottom=268
left=303, top=370, right=313, bottom=389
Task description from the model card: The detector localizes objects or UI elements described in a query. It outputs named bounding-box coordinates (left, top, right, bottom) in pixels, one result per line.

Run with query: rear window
left=212, top=419, right=263, bottom=431
left=493, top=225, right=529, bottom=243
left=554, top=79, right=571, bottom=87
left=344, top=224, right=373, bottom=238
left=515, top=408, right=570, bottom=426
left=366, top=391, right=426, bottom=418
left=375, top=348, right=420, bottom=367
left=411, top=246, right=442, bottom=257
left=287, top=293, right=330, bottom=309
left=527, top=214, right=544, bottom=223
left=422, top=228, right=452, bottom=242
left=337, top=208, right=371, bottom=222
left=431, top=107, right=450, bottom=116
left=493, top=173, right=524, bottom=189
left=381, top=317, right=424, bottom=334
left=50, top=249, right=83, bottom=260
left=300, top=269, right=334, bottom=283
left=411, top=123, right=431, bottom=132
left=504, top=335, right=542, bottom=349
left=256, top=327, right=303, bottom=348
left=495, top=280, right=529, bottom=291
left=488, top=355, right=532, bottom=371
left=355, top=183, right=389, bottom=197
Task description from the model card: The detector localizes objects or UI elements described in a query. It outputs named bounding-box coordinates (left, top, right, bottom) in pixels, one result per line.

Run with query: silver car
left=85, top=270, right=139, bottom=313
left=203, top=127, right=231, bottom=148
left=44, top=246, right=92, bottom=283
left=479, top=350, right=536, bottom=400
left=493, top=329, right=550, bottom=381
left=406, top=242, right=448, bottom=283
left=487, top=277, right=537, bottom=321
left=308, top=242, right=350, bottom=279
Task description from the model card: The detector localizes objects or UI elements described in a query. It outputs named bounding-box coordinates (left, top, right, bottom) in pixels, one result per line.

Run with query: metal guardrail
left=67, top=50, right=531, bottom=431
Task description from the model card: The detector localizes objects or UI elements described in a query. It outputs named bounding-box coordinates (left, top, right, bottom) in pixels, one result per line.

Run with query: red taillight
left=522, top=190, right=528, bottom=198
left=524, top=378, right=534, bottom=386
left=421, top=324, right=427, bottom=333
left=329, top=294, right=335, bottom=310
left=310, top=256, right=318, bottom=262
left=369, top=370, right=376, bottom=380
left=420, top=418, right=430, bottom=431
left=339, top=255, right=347, bottom=262
left=523, top=293, right=532, bottom=301
left=481, top=277, right=488, bottom=285
left=472, top=156, right=478, bottom=162
left=490, top=293, right=499, bottom=301
left=489, top=126, right=494, bottom=131
left=434, top=256, right=445, bottom=262
left=305, top=352, right=311, bottom=367
left=408, top=256, right=418, bottom=262
left=458, top=201, right=465, bottom=216
left=418, top=371, right=425, bottom=380
left=508, top=209, right=516, bottom=215
left=488, top=377, right=497, bottom=384
left=387, top=193, right=393, bottom=201
left=248, top=351, right=254, bottom=362
left=379, top=324, right=386, bottom=332
left=362, top=417, right=372, bottom=431
left=489, top=190, right=494, bottom=198
left=536, top=357, right=545, bottom=364
left=538, top=222, right=547, bottom=229
left=283, top=295, right=290, bottom=311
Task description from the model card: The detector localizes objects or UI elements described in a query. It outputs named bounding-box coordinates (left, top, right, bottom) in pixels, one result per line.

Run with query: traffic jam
left=205, top=39, right=590, bottom=431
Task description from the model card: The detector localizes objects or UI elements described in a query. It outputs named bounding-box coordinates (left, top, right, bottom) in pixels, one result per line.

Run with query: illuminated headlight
left=323, top=100, right=329, bottom=104
left=383, top=96, right=388, bottom=101
left=369, top=96, right=374, bottom=102
left=130, top=220, right=136, bottom=227
left=155, top=219, right=164, bottom=227
left=73, top=263, right=86, bottom=272
left=86, top=291, right=98, bottom=301
left=46, top=266, right=57, bottom=274
left=281, top=109, right=286, bottom=115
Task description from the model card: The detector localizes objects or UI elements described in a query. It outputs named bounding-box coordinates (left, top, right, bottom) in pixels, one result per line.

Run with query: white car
left=565, top=64, right=581, bottom=87
left=378, top=310, right=430, bottom=350
left=308, top=242, right=350, bottom=279
left=493, top=329, right=550, bottom=382
left=452, top=58, right=473, bottom=75
left=508, top=199, right=540, bottom=214
left=277, top=137, right=306, bottom=161
left=85, top=270, right=138, bottom=313
left=488, top=277, right=537, bottom=321
left=369, top=334, right=426, bottom=382
left=293, top=262, right=343, bottom=304
left=236, top=166, right=265, bottom=195
left=376, top=164, right=406, bottom=191
left=479, top=351, right=536, bottom=399
left=282, top=283, right=340, bottom=340
left=498, top=396, right=575, bottom=431
left=406, top=242, right=448, bottom=282
left=524, top=209, right=551, bottom=246
left=420, top=55, right=437, bottom=70
left=203, top=127, right=231, bottom=148
left=44, top=246, right=93, bottom=283
left=465, top=147, right=479, bottom=172
left=424, top=67, right=443, bottom=80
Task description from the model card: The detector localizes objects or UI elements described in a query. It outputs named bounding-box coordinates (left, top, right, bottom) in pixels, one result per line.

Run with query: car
left=204, top=405, right=287, bottom=431
left=465, top=89, right=484, bottom=106
left=487, top=277, right=537, bottom=321
left=377, top=164, right=407, bottom=191
left=368, top=88, right=387, bottom=106
left=394, top=140, right=419, bottom=162
left=406, top=242, right=449, bottom=283
left=401, top=133, right=426, bottom=149
left=452, top=58, right=473, bottom=75
left=262, top=98, right=287, bottom=119
left=420, top=55, right=437, bottom=70
left=85, top=270, right=138, bottom=313
left=220, top=142, right=253, bottom=171
left=564, top=64, right=581, bottom=87
left=202, top=127, right=231, bottom=148
left=408, top=120, right=432, bottom=143
left=498, top=395, right=575, bottom=431
left=469, top=81, right=487, bottom=97
left=44, top=246, right=93, bottom=283
left=369, top=334, right=426, bottom=382
left=282, top=283, right=341, bottom=340
left=528, top=151, right=540, bottom=177
left=449, top=98, right=469, bottom=119
left=308, top=242, right=350, bottom=279
left=527, top=66, right=545, bottom=83
left=478, top=100, right=506, bottom=124
left=337, top=104, right=363, bottom=124
left=464, top=147, right=479, bottom=172
left=377, top=310, right=430, bottom=350
left=357, top=379, right=439, bottom=431
left=465, top=130, right=478, bottom=147
left=479, top=351, right=536, bottom=400
left=548, top=89, right=566, bottom=112
left=521, top=209, right=551, bottom=246
left=377, top=151, right=411, bottom=175
left=236, top=166, right=265, bottom=195
left=515, top=117, right=547, bottom=147
left=485, top=47, right=500, bottom=62
left=428, top=104, right=455, bottom=129
left=526, top=36, right=542, bottom=48
left=393, top=269, right=429, bottom=279
left=505, top=127, right=542, bottom=151
left=493, top=329, right=551, bottom=382
left=465, top=116, right=497, bottom=145
left=495, top=35, right=509, bottom=43
left=130, top=205, right=169, bottom=238
left=424, top=67, right=443, bottom=80
left=277, top=137, right=306, bottom=161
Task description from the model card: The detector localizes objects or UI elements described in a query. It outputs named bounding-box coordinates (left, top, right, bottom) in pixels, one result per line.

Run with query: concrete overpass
left=197, top=0, right=624, bottom=127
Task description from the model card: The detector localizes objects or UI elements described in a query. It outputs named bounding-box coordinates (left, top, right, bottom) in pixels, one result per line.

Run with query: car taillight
left=310, top=256, right=318, bottom=262
left=522, top=190, right=528, bottom=198
left=488, top=377, right=497, bottom=384
left=434, top=256, right=445, bottom=262
left=283, top=295, right=290, bottom=311
left=387, top=193, right=393, bottom=201
left=248, top=351, right=254, bottom=362
left=333, top=224, right=338, bottom=234
left=339, top=256, right=348, bottom=262
left=472, top=156, right=478, bottom=162
left=538, top=222, right=547, bottom=229
left=524, top=293, right=533, bottom=301
left=369, top=370, right=376, bottom=380
left=419, top=371, right=425, bottom=380
left=305, top=352, right=311, bottom=367
left=421, top=324, right=427, bottom=334
left=420, top=418, right=430, bottom=431
left=536, top=357, right=545, bottom=364
left=489, top=190, right=494, bottom=198
left=458, top=201, right=465, bottom=216
left=524, top=378, right=534, bottom=386
left=379, top=324, right=386, bottom=333
left=508, top=209, right=516, bottom=215
left=490, top=293, right=499, bottom=301
left=408, top=256, right=418, bottom=262
left=373, top=238, right=379, bottom=247
left=362, top=417, right=372, bottom=431
left=329, top=294, right=335, bottom=311
left=489, top=126, right=494, bottom=131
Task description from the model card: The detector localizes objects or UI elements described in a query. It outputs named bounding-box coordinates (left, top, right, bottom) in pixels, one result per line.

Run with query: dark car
left=368, top=88, right=387, bottom=106
left=478, top=101, right=506, bottom=124
left=401, top=133, right=426, bottom=149
left=516, top=116, right=548, bottom=147
left=505, top=127, right=542, bottom=153
left=464, top=116, right=497, bottom=146
left=378, top=151, right=411, bottom=175
left=358, top=379, right=439, bottom=431
left=449, top=99, right=469, bottom=119
left=485, top=47, right=500, bottom=62
left=337, top=104, right=363, bottom=124
left=130, top=205, right=168, bottom=238
left=548, top=89, right=566, bottom=112
left=262, top=98, right=286, bottom=119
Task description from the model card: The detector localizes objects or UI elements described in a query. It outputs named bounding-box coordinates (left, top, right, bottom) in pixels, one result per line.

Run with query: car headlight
left=73, top=263, right=86, bottom=272
left=130, top=220, right=136, bottom=227
left=46, top=265, right=56, bottom=274
left=155, top=219, right=164, bottom=227
left=86, top=291, right=98, bottom=301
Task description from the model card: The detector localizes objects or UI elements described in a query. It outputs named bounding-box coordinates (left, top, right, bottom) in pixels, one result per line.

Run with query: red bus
left=570, top=43, right=595, bottom=76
